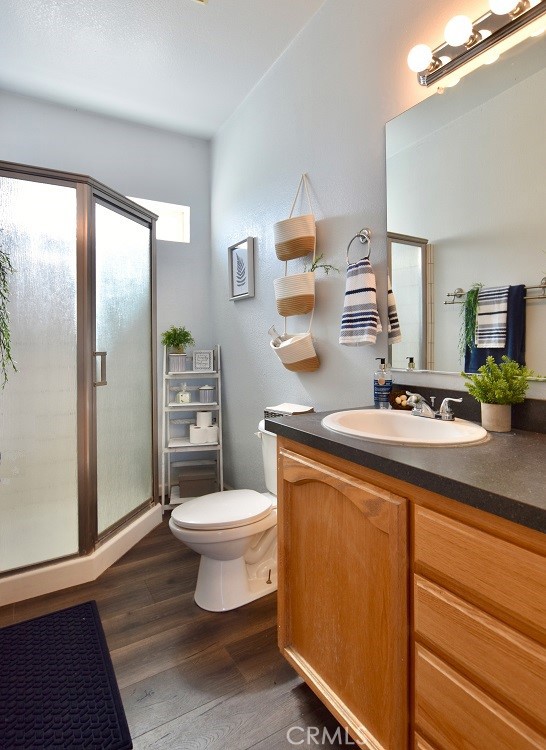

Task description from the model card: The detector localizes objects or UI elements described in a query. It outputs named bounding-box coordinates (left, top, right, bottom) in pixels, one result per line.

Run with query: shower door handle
left=93, top=351, right=107, bottom=386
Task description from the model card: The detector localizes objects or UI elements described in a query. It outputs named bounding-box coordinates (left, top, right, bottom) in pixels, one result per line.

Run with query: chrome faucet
left=406, top=392, right=463, bottom=421
left=405, top=392, right=437, bottom=419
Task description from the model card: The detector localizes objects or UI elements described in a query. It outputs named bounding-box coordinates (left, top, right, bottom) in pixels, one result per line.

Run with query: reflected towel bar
left=444, top=279, right=546, bottom=304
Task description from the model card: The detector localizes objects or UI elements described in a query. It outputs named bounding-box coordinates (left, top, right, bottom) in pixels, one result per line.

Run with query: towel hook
left=346, top=228, right=371, bottom=266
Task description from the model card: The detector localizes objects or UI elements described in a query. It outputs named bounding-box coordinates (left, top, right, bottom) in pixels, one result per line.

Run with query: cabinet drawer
left=415, top=645, right=546, bottom=750
left=414, top=576, right=546, bottom=733
left=413, top=507, right=546, bottom=643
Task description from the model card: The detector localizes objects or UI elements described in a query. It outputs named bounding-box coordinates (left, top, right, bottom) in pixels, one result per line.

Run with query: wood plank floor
left=0, top=517, right=354, bottom=749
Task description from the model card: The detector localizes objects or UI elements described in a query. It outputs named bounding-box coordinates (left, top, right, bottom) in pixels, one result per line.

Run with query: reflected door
left=94, top=201, right=153, bottom=535
left=388, top=233, right=428, bottom=370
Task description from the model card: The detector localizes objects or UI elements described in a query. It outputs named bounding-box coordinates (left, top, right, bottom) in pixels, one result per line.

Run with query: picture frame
left=193, top=350, right=214, bottom=372
left=228, top=237, right=255, bottom=300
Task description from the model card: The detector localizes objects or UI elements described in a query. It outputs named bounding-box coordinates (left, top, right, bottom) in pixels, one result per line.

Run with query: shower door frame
left=0, top=161, right=158, bottom=566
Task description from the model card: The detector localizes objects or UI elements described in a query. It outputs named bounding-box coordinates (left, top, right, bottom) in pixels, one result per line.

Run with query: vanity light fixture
left=407, top=0, right=546, bottom=87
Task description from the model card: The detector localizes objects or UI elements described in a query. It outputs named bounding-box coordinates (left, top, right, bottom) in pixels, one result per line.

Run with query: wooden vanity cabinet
left=277, top=440, right=408, bottom=750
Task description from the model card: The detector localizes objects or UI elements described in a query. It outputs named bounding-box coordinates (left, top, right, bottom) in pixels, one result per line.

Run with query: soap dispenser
left=374, top=358, right=392, bottom=409
left=406, top=356, right=415, bottom=370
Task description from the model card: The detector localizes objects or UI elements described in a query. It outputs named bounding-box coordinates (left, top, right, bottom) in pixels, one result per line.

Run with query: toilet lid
left=171, top=489, right=273, bottom=530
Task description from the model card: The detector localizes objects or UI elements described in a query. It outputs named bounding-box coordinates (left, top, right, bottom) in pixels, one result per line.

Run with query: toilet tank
left=258, top=420, right=277, bottom=496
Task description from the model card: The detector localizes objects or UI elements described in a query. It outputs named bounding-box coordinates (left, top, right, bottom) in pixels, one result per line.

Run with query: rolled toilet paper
left=196, top=411, right=213, bottom=428
left=189, top=425, right=206, bottom=444
left=204, top=425, right=218, bottom=443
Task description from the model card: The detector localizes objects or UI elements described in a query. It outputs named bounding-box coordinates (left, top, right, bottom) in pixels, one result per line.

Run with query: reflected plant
left=0, top=241, right=17, bottom=388
left=459, top=282, right=482, bottom=361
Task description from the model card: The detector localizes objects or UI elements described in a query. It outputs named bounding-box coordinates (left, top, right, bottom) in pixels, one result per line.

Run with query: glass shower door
left=94, top=201, right=153, bottom=535
left=0, top=176, right=79, bottom=572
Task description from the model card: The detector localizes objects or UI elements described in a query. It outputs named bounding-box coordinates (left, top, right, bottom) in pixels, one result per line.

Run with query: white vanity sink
left=321, top=409, right=489, bottom=447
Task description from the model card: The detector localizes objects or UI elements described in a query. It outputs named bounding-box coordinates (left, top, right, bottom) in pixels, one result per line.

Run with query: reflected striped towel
left=475, top=285, right=509, bottom=348
left=387, top=274, right=402, bottom=345
left=339, top=259, right=382, bottom=345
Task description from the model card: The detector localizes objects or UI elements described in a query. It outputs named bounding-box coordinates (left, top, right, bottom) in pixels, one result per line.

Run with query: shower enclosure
left=0, top=161, right=157, bottom=574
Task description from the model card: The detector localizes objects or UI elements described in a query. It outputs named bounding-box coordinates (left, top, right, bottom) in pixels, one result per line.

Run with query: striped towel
left=475, top=285, right=509, bottom=348
left=339, top=259, right=382, bottom=345
left=387, top=274, right=402, bottom=345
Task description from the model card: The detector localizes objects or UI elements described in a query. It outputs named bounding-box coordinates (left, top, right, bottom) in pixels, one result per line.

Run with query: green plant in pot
left=161, top=325, right=195, bottom=353
left=462, top=356, right=533, bottom=433
left=161, top=325, right=195, bottom=373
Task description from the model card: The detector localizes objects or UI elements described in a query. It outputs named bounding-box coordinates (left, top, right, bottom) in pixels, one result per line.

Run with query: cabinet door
left=278, top=447, right=408, bottom=750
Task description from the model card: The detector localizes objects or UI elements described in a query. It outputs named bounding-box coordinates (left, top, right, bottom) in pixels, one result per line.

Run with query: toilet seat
left=171, top=489, right=272, bottom=531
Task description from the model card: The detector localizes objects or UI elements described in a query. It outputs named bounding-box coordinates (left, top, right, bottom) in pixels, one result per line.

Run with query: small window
left=128, top=197, right=190, bottom=243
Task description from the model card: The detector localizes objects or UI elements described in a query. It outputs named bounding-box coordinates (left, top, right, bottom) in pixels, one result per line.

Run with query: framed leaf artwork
left=228, top=237, right=255, bottom=300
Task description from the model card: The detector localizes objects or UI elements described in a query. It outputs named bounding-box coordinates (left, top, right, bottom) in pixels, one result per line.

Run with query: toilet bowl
left=168, top=420, right=277, bottom=611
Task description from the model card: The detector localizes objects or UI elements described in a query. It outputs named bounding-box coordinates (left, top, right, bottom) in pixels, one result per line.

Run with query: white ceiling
left=0, top=0, right=325, bottom=139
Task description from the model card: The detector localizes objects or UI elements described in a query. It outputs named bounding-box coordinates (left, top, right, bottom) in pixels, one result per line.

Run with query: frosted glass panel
left=0, top=177, right=78, bottom=572
left=95, top=203, right=152, bottom=534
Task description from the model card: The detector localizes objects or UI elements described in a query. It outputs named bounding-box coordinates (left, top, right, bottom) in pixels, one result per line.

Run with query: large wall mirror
left=386, top=34, right=546, bottom=376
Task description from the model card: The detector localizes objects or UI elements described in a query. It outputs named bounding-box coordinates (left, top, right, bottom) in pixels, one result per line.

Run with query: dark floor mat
left=0, top=600, right=132, bottom=749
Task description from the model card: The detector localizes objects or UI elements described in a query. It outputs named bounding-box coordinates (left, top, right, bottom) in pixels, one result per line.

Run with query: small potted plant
left=161, top=325, right=195, bottom=373
left=462, top=356, right=533, bottom=432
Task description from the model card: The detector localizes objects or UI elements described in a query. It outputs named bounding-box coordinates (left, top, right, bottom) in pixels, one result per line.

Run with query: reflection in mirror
left=387, top=233, right=428, bottom=369
left=386, top=35, right=546, bottom=375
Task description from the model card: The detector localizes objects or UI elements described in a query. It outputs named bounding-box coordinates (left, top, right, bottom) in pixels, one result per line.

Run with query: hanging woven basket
left=273, top=174, right=316, bottom=261
left=273, top=271, right=315, bottom=317
left=274, top=214, right=316, bottom=261
left=270, top=332, right=319, bottom=372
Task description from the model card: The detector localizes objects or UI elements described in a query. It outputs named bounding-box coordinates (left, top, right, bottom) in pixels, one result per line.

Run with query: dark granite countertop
left=265, top=408, right=546, bottom=535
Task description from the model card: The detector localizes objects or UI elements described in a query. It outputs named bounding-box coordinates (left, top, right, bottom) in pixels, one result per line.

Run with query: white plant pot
left=481, top=403, right=511, bottom=433
left=273, top=214, right=316, bottom=261
left=273, top=271, right=315, bottom=317
left=168, top=353, right=187, bottom=373
left=270, top=332, right=319, bottom=372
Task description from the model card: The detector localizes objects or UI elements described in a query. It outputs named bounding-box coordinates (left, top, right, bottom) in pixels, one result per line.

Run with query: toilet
left=169, top=420, right=277, bottom=611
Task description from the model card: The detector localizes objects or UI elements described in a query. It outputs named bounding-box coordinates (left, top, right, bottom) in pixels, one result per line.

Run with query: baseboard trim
left=0, top=504, right=162, bottom=606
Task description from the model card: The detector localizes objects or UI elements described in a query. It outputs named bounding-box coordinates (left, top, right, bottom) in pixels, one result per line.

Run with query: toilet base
left=194, top=554, right=277, bottom=612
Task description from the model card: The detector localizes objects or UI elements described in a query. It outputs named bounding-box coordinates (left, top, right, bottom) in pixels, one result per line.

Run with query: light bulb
left=407, top=44, right=433, bottom=72
left=444, top=15, right=473, bottom=46
left=489, top=0, right=518, bottom=14
left=483, top=51, right=501, bottom=64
